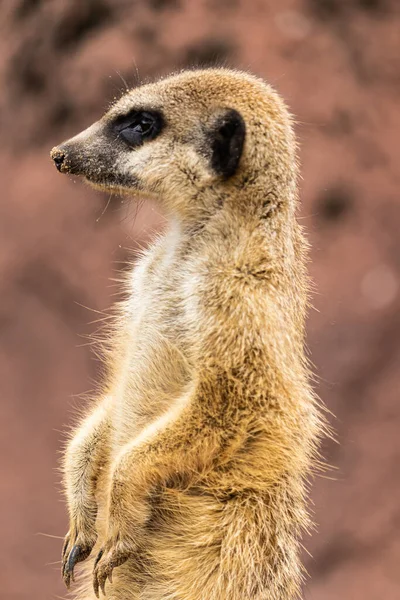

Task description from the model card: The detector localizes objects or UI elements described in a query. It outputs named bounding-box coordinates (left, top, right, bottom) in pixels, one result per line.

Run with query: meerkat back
left=52, top=69, right=323, bottom=600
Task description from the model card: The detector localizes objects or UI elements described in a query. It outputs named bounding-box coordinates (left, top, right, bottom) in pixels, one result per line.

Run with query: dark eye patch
left=113, top=110, right=163, bottom=148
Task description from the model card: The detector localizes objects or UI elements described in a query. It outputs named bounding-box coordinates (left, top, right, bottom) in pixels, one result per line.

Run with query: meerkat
left=51, top=68, right=323, bottom=600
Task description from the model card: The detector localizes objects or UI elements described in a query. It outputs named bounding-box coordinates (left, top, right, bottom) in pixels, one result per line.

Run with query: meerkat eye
left=114, top=111, right=163, bottom=148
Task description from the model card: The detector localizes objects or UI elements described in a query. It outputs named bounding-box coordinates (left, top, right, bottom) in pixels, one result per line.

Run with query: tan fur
left=52, top=69, right=324, bottom=600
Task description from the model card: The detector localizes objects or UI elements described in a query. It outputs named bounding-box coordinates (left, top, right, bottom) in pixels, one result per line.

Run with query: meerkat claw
left=93, top=544, right=130, bottom=597
left=62, top=534, right=70, bottom=559
left=93, top=573, right=100, bottom=599
left=63, top=543, right=93, bottom=588
left=93, top=562, right=109, bottom=598
left=94, top=548, right=103, bottom=568
left=93, top=549, right=106, bottom=598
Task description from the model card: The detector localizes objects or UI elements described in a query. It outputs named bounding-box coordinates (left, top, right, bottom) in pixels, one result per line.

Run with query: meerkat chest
left=112, top=236, right=193, bottom=445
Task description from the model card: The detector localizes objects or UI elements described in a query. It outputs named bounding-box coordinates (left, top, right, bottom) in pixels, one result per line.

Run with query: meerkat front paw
left=62, top=520, right=97, bottom=588
left=92, top=526, right=136, bottom=597
left=92, top=476, right=149, bottom=595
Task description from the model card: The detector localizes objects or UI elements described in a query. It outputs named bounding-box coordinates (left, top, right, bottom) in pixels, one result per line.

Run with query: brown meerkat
left=51, top=68, right=324, bottom=600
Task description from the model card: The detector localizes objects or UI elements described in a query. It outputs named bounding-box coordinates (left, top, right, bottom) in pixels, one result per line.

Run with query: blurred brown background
left=0, top=0, right=399, bottom=598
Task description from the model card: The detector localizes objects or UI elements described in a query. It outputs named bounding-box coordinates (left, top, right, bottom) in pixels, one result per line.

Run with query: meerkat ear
left=209, top=109, right=245, bottom=179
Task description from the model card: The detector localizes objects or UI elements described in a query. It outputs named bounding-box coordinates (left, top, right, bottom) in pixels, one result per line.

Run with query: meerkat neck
left=163, top=178, right=297, bottom=246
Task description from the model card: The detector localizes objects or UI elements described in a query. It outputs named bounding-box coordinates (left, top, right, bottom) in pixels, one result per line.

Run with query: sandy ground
left=0, top=0, right=399, bottom=598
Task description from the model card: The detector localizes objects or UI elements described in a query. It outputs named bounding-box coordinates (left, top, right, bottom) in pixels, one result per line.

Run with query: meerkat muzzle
left=51, top=147, right=67, bottom=172
left=50, top=142, right=87, bottom=177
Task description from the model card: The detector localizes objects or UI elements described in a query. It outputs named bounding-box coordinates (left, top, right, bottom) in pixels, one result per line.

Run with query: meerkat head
left=51, top=69, right=297, bottom=221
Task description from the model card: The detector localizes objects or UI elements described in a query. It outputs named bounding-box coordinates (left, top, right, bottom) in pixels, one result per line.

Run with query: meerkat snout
left=51, top=148, right=66, bottom=171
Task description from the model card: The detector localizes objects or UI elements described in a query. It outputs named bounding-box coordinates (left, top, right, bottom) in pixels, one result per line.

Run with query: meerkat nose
left=51, top=147, right=66, bottom=172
